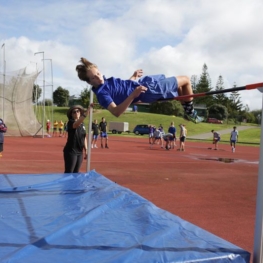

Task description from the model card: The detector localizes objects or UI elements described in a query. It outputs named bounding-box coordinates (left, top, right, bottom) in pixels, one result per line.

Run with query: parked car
left=207, top=118, right=223, bottom=124
left=133, top=124, right=149, bottom=135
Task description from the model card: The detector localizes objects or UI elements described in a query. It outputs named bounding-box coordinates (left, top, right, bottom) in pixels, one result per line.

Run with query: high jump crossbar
left=158, top=82, right=263, bottom=101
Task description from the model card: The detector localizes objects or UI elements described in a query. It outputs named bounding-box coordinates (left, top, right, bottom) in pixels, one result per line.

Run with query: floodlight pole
left=34, top=52, right=45, bottom=138
left=1, top=43, right=5, bottom=120
left=43, top=59, right=54, bottom=129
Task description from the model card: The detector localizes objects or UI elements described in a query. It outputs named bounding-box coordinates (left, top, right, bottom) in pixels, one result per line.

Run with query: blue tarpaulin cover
left=0, top=171, right=250, bottom=263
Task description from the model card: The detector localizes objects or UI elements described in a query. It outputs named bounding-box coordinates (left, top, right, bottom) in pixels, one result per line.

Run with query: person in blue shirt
left=168, top=122, right=177, bottom=149
left=76, top=58, right=203, bottom=123
left=230, top=126, right=238, bottom=152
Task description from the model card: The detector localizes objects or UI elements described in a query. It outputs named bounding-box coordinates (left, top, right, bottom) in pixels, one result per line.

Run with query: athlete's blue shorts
left=93, top=134, right=99, bottom=139
left=100, top=132, right=108, bottom=138
left=137, top=74, right=178, bottom=103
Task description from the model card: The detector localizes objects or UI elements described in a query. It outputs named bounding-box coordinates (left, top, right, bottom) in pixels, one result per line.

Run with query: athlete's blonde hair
left=76, top=57, right=97, bottom=82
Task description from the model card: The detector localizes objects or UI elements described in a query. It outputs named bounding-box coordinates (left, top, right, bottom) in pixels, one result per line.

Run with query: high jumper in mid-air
left=78, top=57, right=254, bottom=122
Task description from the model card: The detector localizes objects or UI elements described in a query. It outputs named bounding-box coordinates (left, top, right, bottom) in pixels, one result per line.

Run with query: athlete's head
left=76, top=58, right=104, bottom=87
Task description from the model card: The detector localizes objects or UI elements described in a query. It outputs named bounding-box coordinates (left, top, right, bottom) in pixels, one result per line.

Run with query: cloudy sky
left=0, top=0, right=263, bottom=110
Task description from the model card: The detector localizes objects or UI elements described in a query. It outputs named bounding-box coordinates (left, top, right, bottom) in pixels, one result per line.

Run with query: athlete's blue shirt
left=168, top=126, right=176, bottom=135
left=92, top=74, right=178, bottom=109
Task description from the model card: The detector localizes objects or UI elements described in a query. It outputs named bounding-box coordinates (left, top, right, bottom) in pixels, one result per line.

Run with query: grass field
left=37, top=106, right=261, bottom=144
left=220, top=128, right=261, bottom=144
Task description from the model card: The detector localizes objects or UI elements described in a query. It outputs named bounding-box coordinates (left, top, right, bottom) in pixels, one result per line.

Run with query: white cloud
left=0, top=0, right=263, bottom=110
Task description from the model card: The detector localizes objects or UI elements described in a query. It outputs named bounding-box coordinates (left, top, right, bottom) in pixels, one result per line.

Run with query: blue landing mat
left=0, top=171, right=250, bottom=263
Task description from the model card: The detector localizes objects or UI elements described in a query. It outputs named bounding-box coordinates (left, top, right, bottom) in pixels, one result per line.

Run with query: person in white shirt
left=230, top=126, right=238, bottom=152
left=152, top=128, right=164, bottom=148
left=179, top=124, right=187, bottom=151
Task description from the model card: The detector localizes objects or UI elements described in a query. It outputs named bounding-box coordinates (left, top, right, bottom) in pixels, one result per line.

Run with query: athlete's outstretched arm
left=107, top=85, right=147, bottom=117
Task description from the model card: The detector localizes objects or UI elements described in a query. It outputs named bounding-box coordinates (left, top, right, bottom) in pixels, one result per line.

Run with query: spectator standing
left=58, top=120, right=64, bottom=137
left=168, top=122, right=176, bottom=148
left=63, top=121, right=68, bottom=138
left=99, top=117, right=109, bottom=148
left=158, top=124, right=164, bottom=134
left=179, top=124, right=187, bottom=151
left=63, top=105, right=89, bottom=173
left=0, top=118, right=7, bottom=157
left=230, top=126, right=238, bottom=152
left=46, top=120, right=51, bottom=136
left=53, top=120, right=58, bottom=137
left=152, top=128, right=164, bottom=148
left=133, top=105, right=138, bottom=113
left=211, top=130, right=220, bottom=150
left=148, top=125, right=154, bottom=144
left=91, top=119, right=99, bottom=148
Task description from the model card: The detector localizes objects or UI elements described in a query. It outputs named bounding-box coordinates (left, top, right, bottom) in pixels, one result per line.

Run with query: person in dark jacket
left=91, top=119, right=99, bottom=148
left=0, top=118, right=7, bottom=157
left=63, top=105, right=89, bottom=173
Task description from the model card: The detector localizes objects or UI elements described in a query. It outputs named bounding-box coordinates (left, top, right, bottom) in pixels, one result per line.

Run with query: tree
left=190, top=75, right=198, bottom=93
left=79, top=87, right=101, bottom=109
left=194, top=64, right=213, bottom=106
left=239, top=104, right=256, bottom=123
left=251, top=109, right=262, bottom=124
left=80, top=87, right=90, bottom=107
left=149, top=100, right=184, bottom=116
left=53, top=86, right=69, bottom=107
left=213, top=75, right=228, bottom=105
left=226, top=83, right=243, bottom=120
left=229, top=88, right=243, bottom=112
left=32, top=84, right=42, bottom=103
left=208, top=104, right=228, bottom=120
left=44, top=99, right=53, bottom=106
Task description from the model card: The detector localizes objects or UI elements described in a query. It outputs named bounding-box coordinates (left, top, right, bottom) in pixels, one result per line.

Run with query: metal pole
left=87, top=90, right=94, bottom=172
left=1, top=43, right=5, bottom=119
left=34, top=52, right=45, bottom=138
left=43, top=59, right=53, bottom=131
left=253, top=91, right=263, bottom=263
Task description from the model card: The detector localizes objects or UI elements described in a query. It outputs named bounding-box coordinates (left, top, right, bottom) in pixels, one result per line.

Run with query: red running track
left=0, top=136, right=259, bottom=258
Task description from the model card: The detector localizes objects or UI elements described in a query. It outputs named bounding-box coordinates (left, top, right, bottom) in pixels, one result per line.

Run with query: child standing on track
left=99, top=117, right=109, bottom=149
left=59, top=120, right=64, bottom=137
left=230, top=126, right=238, bottom=152
left=91, top=119, right=99, bottom=148
left=168, top=122, right=176, bottom=148
left=179, top=124, right=187, bottom=151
